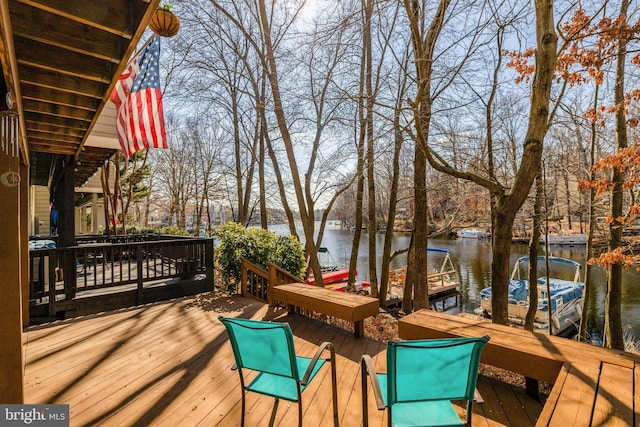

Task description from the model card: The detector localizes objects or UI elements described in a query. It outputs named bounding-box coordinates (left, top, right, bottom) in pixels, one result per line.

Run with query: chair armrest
left=231, top=363, right=237, bottom=370
left=301, top=341, right=335, bottom=386
left=360, top=355, right=385, bottom=410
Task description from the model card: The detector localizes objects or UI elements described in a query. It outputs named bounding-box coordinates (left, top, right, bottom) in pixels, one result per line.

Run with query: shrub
left=213, top=222, right=305, bottom=286
left=159, top=225, right=190, bottom=236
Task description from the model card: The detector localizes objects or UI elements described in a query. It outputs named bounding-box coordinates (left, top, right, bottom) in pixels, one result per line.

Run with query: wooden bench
left=398, top=309, right=640, bottom=426
left=272, top=282, right=380, bottom=337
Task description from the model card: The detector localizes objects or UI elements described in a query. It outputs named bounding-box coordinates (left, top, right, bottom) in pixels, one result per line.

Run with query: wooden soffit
left=1, top=0, right=161, bottom=183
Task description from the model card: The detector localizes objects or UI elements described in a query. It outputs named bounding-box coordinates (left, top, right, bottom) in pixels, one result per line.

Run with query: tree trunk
left=256, top=0, right=323, bottom=284
left=232, top=93, right=245, bottom=225
left=604, top=0, right=629, bottom=350
left=487, top=0, right=557, bottom=324
left=490, top=199, right=517, bottom=323
left=403, top=0, right=452, bottom=310
left=379, top=102, right=405, bottom=307
left=259, top=126, right=268, bottom=229
left=579, top=84, right=600, bottom=342
left=563, top=169, right=572, bottom=230
left=403, top=233, right=415, bottom=313
left=348, top=1, right=369, bottom=290
left=524, top=171, right=543, bottom=331
left=364, top=0, right=378, bottom=299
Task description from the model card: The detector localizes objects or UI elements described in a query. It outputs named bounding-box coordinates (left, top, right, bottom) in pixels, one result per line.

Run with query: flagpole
left=124, top=35, right=156, bottom=69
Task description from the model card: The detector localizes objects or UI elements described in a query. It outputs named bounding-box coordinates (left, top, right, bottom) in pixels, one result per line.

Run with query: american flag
left=110, top=36, right=167, bottom=159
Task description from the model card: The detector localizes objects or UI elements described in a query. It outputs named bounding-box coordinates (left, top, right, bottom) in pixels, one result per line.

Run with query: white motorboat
left=477, top=256, right=585, bottom=335
left=457, top=228, right=489, bottom=239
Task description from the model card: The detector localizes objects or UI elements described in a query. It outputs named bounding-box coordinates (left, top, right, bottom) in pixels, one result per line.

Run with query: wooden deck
left=24, top=293, right=543, bottom=426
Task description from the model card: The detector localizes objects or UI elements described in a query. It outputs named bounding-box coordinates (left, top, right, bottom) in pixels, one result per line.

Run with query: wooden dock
left=24, top=294, right=543, bottom=426
left=387, top=267, right=461, bottom=309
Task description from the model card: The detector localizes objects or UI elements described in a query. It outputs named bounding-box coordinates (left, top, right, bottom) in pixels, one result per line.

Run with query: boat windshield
left=510, top=256, right=582, bottom=284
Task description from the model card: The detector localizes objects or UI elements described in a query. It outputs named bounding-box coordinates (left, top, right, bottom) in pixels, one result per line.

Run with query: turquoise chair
left=219, top=316, right=339, bottom=427
left=361, top=336, right=490, bottom=427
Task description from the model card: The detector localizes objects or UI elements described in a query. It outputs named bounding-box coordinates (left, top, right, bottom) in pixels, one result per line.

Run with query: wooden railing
left=29, top=237, right=214, bottom=317
left=240, top=258, right=303, bottom=304
left=73, top=233, right=190, bottom=245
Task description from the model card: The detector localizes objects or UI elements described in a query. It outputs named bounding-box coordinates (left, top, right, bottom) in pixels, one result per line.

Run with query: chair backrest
left=386, top=336, right=489, bottom=405
left=219, top=316, right=300, bottom=380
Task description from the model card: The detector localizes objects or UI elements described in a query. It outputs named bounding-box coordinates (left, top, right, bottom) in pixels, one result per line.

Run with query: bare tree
left=403, top=0, right=558, bottom=321
left=604, top=0, right=630, bottom=350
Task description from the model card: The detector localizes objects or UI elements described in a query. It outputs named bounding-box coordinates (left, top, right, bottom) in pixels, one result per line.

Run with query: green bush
left=213, top=222, right=305, bottom=286
left=159, top=225, right=190, bottom=236
left=98, top=224, right=189, bottom=236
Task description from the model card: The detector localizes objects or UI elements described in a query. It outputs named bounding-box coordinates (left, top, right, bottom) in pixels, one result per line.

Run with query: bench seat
left=272, top=282, right=379, bottom=337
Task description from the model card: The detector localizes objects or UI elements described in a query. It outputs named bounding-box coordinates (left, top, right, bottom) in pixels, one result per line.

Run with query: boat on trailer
left=387, top=248, right=460, bottom=307
left=477, top=256, right=585, bottom=335
left=317, top=246, right=339, bottom=272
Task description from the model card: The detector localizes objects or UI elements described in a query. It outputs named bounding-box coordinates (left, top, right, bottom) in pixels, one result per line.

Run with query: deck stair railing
left=240, top=258, right=303, bottom=304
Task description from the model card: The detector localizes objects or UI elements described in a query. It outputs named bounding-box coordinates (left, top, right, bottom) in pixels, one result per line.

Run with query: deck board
left=591, top=363, right=634, bottom=426
left=24, top=294, right=542, bottom=426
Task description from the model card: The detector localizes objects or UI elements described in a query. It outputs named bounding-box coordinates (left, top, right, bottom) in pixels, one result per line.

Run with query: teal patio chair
left=219, top=316, right=339, bottom=427
left=361, top=335, right=490, bottom=427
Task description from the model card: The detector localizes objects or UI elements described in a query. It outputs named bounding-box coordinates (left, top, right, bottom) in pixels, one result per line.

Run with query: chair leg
left=298, top=397, right=303, bottom=427
left=268, top=398, right=279, bottom=427
left=331, top=354, right=339, bottom=426
left=241, top=390, right=246, bottom=427
left=361, top=362, right=369, bottom=427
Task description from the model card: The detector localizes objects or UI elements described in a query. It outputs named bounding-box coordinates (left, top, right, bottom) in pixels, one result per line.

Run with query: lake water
left=270, top=224, right=640, bottom=343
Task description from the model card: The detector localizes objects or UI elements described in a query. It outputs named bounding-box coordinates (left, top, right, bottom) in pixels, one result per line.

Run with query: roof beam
left=29, top=142, right=77, bottom=155
left=16, top=0, right=135, bottom=38
left=10, top=2, right=123, bottom=63
left=19, top=65, right=107, bottom=98
left=15, top=36, right=115, bottom=84
left=24, top=112, right=88, bottom=131
left=21, top=84, right=99, bottom=111
left=28, top=129, right=82, bottom=144
left=22, top=99, right=95, bottom=122
left=24, top=121, right=86, bottom=138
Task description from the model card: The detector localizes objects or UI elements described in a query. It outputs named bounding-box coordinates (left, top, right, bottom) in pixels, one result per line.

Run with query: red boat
left=305, top=269, right=351, bottom=285
left=305, top=267, right=371, bottom=295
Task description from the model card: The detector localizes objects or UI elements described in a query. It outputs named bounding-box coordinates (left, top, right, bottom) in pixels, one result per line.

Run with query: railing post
left=240, top=259, right=247, bottom=297
left=137, top=245, right=144, bottom=304
left=205, top=239, right=214, bottom=293
left=268, top=264, right=277, bottom=306
left=63, top=248, right=76, bottom=301
left=48, top=249, right=57, bottom=317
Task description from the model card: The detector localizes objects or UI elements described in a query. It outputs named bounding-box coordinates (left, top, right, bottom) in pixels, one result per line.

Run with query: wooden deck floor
left=24, top=293, right=543, bottom=426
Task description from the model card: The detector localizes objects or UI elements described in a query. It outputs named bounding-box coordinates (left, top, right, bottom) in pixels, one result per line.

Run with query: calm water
left=270, top=224, right=640, bottom=343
